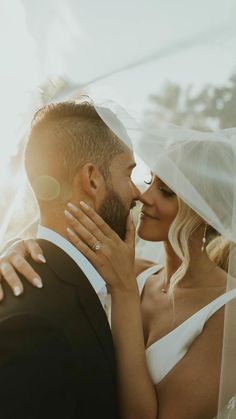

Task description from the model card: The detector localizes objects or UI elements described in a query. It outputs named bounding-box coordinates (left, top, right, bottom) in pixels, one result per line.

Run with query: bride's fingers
left=64, top=209, right=104, bottom=248
left=67, top=202, right=115, bottom=239
left=125, top=214, right=136, bottom=247
left=66, top=228, right=99, bottom=266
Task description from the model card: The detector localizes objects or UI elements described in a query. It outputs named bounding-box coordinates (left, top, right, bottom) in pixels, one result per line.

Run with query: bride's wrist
left=110, top=282, right=139, bottom=300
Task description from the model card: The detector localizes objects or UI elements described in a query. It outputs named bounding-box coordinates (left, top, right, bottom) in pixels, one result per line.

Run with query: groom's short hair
left=25, top=101, right=127, bottom=200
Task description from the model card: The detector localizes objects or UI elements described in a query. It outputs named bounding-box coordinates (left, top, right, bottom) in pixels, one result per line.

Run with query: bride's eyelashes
left=158, top=188, right=176, bottom=198
left=144, top=177, right=176, bottom=198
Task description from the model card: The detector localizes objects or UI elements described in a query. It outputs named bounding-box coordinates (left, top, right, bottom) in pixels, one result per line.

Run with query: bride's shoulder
left=208, top=265, right=227, bottom=290
left=135, top=258, right=157, bottom=277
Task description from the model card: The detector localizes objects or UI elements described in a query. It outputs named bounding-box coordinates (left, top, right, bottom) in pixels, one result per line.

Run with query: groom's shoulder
left=35, top=238, right=82, bottom=276
left=0, top=240, right=80, bottom=322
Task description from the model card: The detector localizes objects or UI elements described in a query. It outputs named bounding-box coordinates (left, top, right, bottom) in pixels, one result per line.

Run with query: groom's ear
left=73, top=163, right=106, bottom=200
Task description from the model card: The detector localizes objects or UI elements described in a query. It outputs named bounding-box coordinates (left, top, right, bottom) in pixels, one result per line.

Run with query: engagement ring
left=91, top=241, right=102, bottom=251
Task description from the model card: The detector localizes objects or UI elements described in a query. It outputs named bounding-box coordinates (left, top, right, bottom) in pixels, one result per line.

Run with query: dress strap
left=137, top=264, right=162, bottom=296
left=204, top=288, right=236, bottom=322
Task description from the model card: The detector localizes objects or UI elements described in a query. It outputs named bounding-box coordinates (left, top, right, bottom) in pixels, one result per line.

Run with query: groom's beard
left=98, top=188, right=129, bottom=240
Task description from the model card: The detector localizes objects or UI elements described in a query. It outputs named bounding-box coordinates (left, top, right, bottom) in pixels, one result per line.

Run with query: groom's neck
left=40, top=210, right=68, bottom=241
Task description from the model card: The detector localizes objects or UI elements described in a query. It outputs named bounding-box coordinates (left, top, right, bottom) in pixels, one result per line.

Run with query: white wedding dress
left=137, top=265, right=236, bottom=385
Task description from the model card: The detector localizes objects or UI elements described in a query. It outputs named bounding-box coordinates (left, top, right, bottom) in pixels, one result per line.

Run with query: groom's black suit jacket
left=0, top=239, right=119, bottom=419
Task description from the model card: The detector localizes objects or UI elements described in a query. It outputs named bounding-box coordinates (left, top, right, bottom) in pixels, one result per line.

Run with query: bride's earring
left=201, top=224, right=207, bottom=252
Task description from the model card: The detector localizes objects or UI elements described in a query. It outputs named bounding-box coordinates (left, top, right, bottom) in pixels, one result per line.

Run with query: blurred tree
left=149, top=72, right=236, bottom=130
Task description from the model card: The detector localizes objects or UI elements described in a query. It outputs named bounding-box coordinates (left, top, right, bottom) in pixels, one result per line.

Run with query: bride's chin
left=137, top=223, right=164, bottom=242
left=137, top=225, right=155, bottom=241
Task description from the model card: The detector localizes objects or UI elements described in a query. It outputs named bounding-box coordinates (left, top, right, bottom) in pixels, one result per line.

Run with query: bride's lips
left=140, top=210, right=160, bottom=221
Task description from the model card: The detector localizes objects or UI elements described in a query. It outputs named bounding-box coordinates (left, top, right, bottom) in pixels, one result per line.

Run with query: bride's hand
left=64, top=201, right=137, bottom=295
left=0, top=240, right=44, bottom=298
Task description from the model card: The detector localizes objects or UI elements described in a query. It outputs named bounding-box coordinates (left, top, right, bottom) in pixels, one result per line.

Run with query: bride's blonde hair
left=207, top=235, right=230, bottom=272
left=167, top=198, right=229, bottom=293
left=167, top=198, right=202, bottom=293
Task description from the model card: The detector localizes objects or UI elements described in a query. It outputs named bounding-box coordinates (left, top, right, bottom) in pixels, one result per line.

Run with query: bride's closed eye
left=154, top=176, right=176, bottom=198
left=144, top=174, right=176, bottom=198
left=158, top=188, right=176, bottom=198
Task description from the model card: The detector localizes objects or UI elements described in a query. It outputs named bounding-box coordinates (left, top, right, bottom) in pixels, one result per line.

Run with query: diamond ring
left=91, top=241, right=102, bottom=251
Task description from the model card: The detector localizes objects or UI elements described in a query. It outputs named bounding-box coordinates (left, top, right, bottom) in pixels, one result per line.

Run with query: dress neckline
left=142, top=265, right=236, bottom=352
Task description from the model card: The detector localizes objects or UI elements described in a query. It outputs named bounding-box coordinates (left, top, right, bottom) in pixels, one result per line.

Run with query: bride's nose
left=139, top=186, right=153, bottom=205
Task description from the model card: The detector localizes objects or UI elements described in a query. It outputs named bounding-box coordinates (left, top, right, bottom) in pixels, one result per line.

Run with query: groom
left=0, top=101, right=139, bottom=418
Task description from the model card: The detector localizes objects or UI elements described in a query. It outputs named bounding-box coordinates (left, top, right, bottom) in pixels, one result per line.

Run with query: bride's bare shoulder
left=135, top=258, right=156, bottom=277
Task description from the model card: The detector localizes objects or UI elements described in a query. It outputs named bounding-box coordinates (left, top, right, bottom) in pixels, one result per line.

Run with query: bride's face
left=137, top=174, right=178, bottom=242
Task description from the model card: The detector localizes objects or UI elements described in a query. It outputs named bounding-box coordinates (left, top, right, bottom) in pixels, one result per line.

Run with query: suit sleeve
left=0, top=313, right=78, bottom=419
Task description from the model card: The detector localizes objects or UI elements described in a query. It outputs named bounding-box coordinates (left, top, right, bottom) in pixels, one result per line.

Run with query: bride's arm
left=65, top=202, right=158, bottom=419
left=111, top=287, right=157, bottom=419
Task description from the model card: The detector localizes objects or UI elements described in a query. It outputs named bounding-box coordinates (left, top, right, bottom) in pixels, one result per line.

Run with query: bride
left=0, top=123, right=236, bottom=418
left=62, top=177, right=234, bottom=419
left=62, top=124, right=236, bottom=418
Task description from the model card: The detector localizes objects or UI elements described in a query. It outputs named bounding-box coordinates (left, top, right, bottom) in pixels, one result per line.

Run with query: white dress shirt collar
left=37, top=225, right=106, bottom=295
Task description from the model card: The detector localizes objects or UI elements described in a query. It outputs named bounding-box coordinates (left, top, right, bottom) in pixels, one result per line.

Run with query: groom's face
left=98, top=150, right=140, bottom=239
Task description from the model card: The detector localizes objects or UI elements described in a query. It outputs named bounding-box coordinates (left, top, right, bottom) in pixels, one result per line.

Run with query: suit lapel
left=37, top=239, right=116, bottom=375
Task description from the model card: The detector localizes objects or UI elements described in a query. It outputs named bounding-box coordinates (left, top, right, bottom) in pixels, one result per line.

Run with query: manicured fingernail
left=80, top=201, right=90, bottom=209
left=66, top=227, right=76, bottom=237
left=64, top=210, right=75, bottom=221
left=14, top=286, right=23, bottom=296
left=67, top=202, right=79, bottom=212
left=37, top=254, right=46, bottom=263
left=32, top=277, right=43, bottom=288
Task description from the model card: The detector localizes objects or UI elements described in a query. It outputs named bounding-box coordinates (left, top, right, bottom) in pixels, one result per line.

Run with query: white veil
left=94, top=102, right=236, bottom=416
left=1, top=0, right=236, bottom=416
left=1, top=0, right=235, bottom=244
